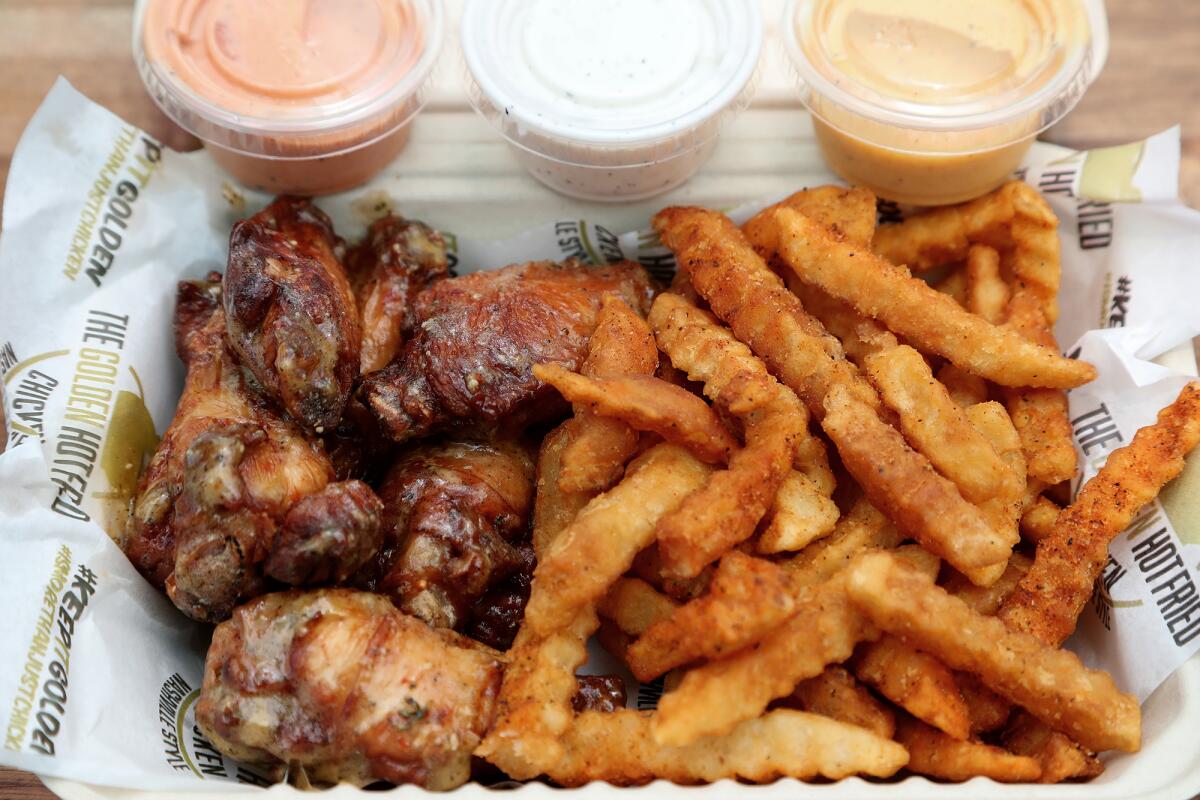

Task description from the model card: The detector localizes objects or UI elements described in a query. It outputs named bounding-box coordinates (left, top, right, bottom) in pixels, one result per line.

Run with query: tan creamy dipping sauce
left=786, top=0, right=1093, bottom=205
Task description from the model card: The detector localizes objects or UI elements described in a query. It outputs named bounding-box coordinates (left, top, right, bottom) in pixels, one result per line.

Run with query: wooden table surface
left=1, top=1, right=1199, bottom=798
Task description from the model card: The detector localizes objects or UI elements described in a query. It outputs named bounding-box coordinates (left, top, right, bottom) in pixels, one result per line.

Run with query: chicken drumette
left=346, top=215, right=450, bottom=374
left=356, top=433, right=536, bottom=645
left=360, top=259, right=656, bottom=444
left=196, top=589, right=502, bottom=790
left=224, top=196, right=360, bottom=434
left=123, top=277, right=382, bottom=623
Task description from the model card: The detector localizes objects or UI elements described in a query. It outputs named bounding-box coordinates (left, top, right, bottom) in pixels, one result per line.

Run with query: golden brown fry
left=627, top=552, right=797, bottom=681
left=938, top=363, right=989, bottom=408
left=865, top=345, right=1017, bottom=506
left=934, top=266, right=969, bottom=307
left=525, top=444, right=713, bottom=636
left=1020, top=494, right=1061, bottom=544
left=631, top=547, right=713, bottom=602
left=782, top=497, right=904, bottom=588
left=532, top=422, right=594, bottom=559
left=652, top=576, right=874, bottom=746
left=598, top=577, right=680, bottom=637
left=791, top=666, right=896, bottom=739
left=475, top=609, right=598, bottom=779
left=655, top=207, right=878, bottom=417
left=549, top=708, right=908, bottom=786
left=758, top=470, right=841, bottom=554
left=756, top=185, right=878, bottom=248
left=872, top=183, right=1017, bottom=270
left=558, top=296, right=658, bottom=493
left=961, top=400, right=1027, bottom=585
left=1008, top=181, right=1063, bottom=323
left=759, top=206, right=1096, bottom=389
left=943, top=552, right=1033, bottom=616
left=787, top=279, right=897, bottom=367
left=959, top=672, right=1012, bottom=735
left=844, top=552, right=1141, bottom=753
left=1001, top=288, right=1078, bottom=485
left=533, top=365, right=737, bottom=465
left=1003, top=711, right=1105, bottom=784
left=1000, top=381, right=1200, bottom=646
left=595, top=618, right=632, bottom=665
left=853, top=637, right=970, bottom=740
left=822, top=384, right=1013, bottom=576
left=965, top=243, right=1010, bottom=324
left=896, top=717, right=1042, bottom=782
left=652, top=547, right=939, bottom=746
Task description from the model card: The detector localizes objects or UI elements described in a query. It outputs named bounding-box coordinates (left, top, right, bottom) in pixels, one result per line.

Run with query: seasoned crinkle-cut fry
left=1000, top=381, right=1200, bottom=646
left=627, top=552, right=798, bottom=681
left=761, top=206, right=1097, bottom=389
left=1020, top=494, right=1061, bottom=544
left=1003, top=711, right=1105, bottom=784
left=1008, top=181, right=1063, bottom=323
left=598, top=577, right=679, bottom=637
left=787, top=278, right=897, bottom=367
left=865, top=344, right=1019, bottom=506
left=938, top=362, right=989, bottom=408
left=655, top=388, right=803, bottom=578
left=943, top=552, right=1033, bottom=616
left=934, top=265, right=969, bottom=307
left=652, top=576, right=875, bottom=747
left=558, top=295, right=658, bottom=493
left=853, top=636, right=970, bottom=740
left=822, top=384, right=1013, bottom=576
left=532, top=422, right=595, bottom=559
left=475, top=609, right=598, bottom=779
left=652, top=547, right=940, bottom=747
left=844, top=552, right=1141, bottom=753
left=782, top=497, right=904, bottom=588
left=896, top=717, right=1042, bottom=782
left=1002, top=288, right=1078, bottom=486
left=525, top=444, right=712, bottom=636
left=758, top=469, right=841, bottom=554
left=961, top=400, right=1027, bottom=585
left=549, top=708, right=908, bottom=786
left=791, top=666, right=896, bottom=739
left=958, top=672, right=1011, bottom=734
left=754, top=185, right=878, bottom=248
left=654, top=206, right=878, bottom=416
left=631, top=546, right=713, bottom=602
left=533, top=364, right=737, bottom=465
left=965, top=244, right=1010, bottom=324
left=871, top=182, right=1018, bottom=270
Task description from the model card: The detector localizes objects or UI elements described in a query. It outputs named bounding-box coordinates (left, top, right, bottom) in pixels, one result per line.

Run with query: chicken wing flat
left=123, top=277, right=382, bottom=622
left=357, top=434, right=536, bottom=642
left=360, top=259, right=656, bottom=443
left=196, top=589, right=502, bottom=789
left=224, top=196, right=360, bottom=433
left=347, top=215, right=450, bottom=373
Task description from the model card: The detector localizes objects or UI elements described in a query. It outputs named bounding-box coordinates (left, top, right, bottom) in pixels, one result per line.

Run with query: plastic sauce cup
left=133, top=0, right=443, bottom=196
left=460, top=0, right=762, bottom=202
left=782, top=0, right=1108, bottom=206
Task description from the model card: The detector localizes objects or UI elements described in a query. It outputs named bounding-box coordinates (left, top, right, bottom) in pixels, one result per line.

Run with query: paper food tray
left=8, top=1, right=1199, bottom=798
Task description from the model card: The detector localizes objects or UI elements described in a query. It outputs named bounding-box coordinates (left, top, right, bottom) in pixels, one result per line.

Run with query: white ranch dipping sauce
left=461, top=0, right=762, bottom=201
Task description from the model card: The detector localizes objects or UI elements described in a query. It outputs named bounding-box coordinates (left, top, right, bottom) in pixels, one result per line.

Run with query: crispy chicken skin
left=347, top=215, right=450, bottom=374
left=122, top=277, right=382, bottom=623
left=224, top=196, right=360, bottom=433
left=357, top=434, right=536, bottom=638
left=360, top=259, right=656, bottom=443
left=196, top=589, right=502, bottom=790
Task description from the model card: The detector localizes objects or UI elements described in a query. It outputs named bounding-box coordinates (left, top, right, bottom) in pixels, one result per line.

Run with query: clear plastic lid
left=133, top=0, right=444, bottom=158
left=782, top=0, right=1105, bottom=141
left=460, top=0, right=762, bottom=159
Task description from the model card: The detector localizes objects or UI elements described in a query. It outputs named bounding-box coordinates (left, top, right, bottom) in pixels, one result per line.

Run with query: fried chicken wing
left=356, top=434, right=536, bottom=641
left=347, top=215, right=450, bottom=373
left=196, top=589, right=502, bottom=789
left=123, top=278, right=382, bottom=622
left=224, top=196, right=360, bottom=433
left=360, top=259, right=656, bottom=443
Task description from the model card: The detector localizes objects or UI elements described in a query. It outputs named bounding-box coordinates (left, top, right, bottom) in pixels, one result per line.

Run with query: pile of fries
left=477, top=183, right=1200, bottom=785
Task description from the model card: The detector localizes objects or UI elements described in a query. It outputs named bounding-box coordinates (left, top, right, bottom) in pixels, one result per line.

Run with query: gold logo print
left=93, top=367, right=159, bottom=540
